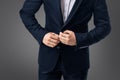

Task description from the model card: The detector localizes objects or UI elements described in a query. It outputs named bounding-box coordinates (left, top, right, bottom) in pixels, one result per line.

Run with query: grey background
left=0, top=0, right=119, bottom=80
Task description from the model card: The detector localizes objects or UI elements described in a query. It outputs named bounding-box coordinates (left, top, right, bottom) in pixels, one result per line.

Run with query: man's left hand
left=59, top=30, right=77, bottom=46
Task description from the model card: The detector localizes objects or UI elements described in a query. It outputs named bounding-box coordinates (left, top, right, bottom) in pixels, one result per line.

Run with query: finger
left=60, top=38, right=66, bottom=43
left=63, top=30, right=72, bottom=34
left=47, top=42, right=56, bottom=47
left=51, top=33, right=58, bottom=36
left=51, top=33, right=59, bottom=37
left=59, top=37, right=68, bottom=45
left=59, top=32, right=69, bottom=38
left=48, top=44, right=54, bottom=48
left=48, top=38, right=59, bottom=44
left=50, top=33, right=59, bottom=40
left=59, top=35, right=67, bottom=41
left=59, top=35, right=69, bottom=44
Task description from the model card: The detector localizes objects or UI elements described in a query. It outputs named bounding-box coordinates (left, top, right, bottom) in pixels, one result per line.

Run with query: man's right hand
left=42, top=32, right=60, bottom=48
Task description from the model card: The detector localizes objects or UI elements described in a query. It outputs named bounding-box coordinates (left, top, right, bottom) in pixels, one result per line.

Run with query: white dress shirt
left=61, top=0, right=76, bottom=22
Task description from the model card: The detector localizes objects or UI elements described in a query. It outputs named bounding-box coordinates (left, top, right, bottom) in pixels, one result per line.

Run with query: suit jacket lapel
left=60, top=0, right=83, bottom=28
left=57, top=0, right=64, bottom=25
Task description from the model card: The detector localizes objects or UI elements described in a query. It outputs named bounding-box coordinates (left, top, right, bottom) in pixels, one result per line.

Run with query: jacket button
left=57, top=46, right=60, bottom=49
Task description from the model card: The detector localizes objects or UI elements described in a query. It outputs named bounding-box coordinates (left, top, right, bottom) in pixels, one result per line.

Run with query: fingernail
left=60, top=32, right=62, bottom=34
left=52, top=33, right=55, bottom=34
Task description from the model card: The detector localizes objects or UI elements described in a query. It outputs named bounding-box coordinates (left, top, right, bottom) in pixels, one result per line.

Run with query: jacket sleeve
left=74, top=0, right=111, bottom=50
left=19, top=0, right=49, bottom=45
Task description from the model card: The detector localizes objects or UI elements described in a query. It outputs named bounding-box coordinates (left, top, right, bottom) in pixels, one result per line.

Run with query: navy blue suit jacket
left=19, top=0, right=111, bottom=75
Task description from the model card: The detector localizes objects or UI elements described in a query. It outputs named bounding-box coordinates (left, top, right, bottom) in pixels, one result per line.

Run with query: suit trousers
left=38, top=53, right=88, bottom=80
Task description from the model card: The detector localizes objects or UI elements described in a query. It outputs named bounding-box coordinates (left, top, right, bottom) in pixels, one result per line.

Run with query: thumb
left=51, top=32, right=59, bottom=37
left=63, top=30, right=71, bottom=34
